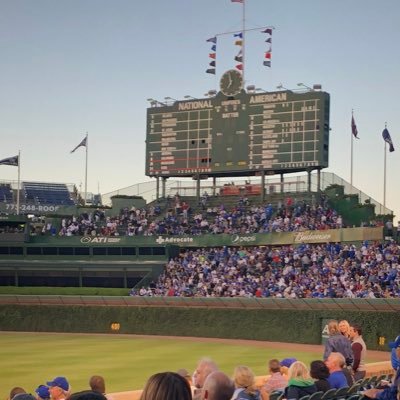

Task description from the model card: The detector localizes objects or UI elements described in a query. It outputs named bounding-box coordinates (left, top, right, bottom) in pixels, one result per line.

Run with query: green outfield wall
left=0, top=304, right=398, bottom=350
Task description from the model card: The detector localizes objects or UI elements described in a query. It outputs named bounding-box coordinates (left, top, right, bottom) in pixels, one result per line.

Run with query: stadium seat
left=346, top=383, right=360, bottom=396
left=299, top=396, right=310, bottom=400
left=334, top=386, right=349, bottom=400
left=346, top=395, right=361, bottom=400
left=321, top=388, right=337, bottom=400
left=308, top=392, right=324, bottom=400
left=269, top=391, right=284, bottom=400
left=23, top=181, right=75, bottom=206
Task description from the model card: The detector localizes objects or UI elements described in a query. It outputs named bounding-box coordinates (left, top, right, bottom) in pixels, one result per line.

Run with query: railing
left=1, top=295, right=399, bottom=311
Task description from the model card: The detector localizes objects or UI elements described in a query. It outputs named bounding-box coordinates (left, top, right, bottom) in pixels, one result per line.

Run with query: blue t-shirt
left=327, top=371, right=348, bottom=389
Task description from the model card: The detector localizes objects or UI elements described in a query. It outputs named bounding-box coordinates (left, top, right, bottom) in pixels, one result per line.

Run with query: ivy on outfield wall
left=0, top=305, right=398, bottom=351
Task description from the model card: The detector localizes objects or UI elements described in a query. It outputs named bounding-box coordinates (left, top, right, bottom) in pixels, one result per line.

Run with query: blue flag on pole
left=351, top=115, right=359, bottom=139
left=382, top=128, right=395, bottom=152
left=0, top=155, right=19, bottom=166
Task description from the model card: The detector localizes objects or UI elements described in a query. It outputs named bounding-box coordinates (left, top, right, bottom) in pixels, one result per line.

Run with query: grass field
left=0, top=332, right=324, bottom=398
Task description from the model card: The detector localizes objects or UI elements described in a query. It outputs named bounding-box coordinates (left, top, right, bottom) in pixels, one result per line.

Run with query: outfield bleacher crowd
left=51, top=196, right=365, bottom=237
left=131, top=241, right=400, bottom=298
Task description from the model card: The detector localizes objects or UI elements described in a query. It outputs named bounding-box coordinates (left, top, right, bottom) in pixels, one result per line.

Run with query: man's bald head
left=201, top=372, right=234, bottom=400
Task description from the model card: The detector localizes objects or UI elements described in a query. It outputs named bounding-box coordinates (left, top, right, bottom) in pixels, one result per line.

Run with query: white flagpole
left=350, top=114, right=353, bottom=191
left=242, top=0, right=246, bottom=86
left=17, top=150, right=21, bottom=215
left=85, top=132, right=88, bottom=206
left=383, top=125, right=387, bottom=208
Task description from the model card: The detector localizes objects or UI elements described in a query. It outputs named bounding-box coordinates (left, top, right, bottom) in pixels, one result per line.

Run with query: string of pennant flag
left=205, top=27, right=273, bottom=75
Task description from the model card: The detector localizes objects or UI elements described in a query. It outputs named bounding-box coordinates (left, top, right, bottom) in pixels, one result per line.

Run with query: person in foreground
left=284, top=361, right=317, bottom=400
left=363, top=338, right=400, bottom=400
left=140, top=371, right=192, bottom=400
left=232, top=365, right=260, bottom=400
left=310, top=360, right=331, bottom=393
left=325, top=353, right=348, bottom=389
left=201, top=371, right=234, bottom=400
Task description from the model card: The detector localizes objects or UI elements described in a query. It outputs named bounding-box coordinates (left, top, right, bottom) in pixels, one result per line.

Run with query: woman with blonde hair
left=232, top=366, right=260, bottom=400
left=338, top=320, right=350, bottom=338
left=284, top=361, right=317, bottom=400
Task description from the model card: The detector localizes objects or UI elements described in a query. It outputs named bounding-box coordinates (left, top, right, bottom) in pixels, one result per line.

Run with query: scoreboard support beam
left=196, top=174, right=201, bottom=203
left=156, top=177, right=160, bottom=200
left=261, top=171, right=265, bottom=203
left=213, top=177, right=217, bottom=197
left=317, top=169, right=321, bottom=192
left=307, top=169, right=312, bottom=192
left=162, top=177, right=167, bottom=198
left=280, top=173, right=284, bottom=193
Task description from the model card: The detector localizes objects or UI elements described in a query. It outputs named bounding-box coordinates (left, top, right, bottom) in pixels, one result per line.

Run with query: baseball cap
left=280, top=358, right=297, bottom=368
left=35, top=386, right=50, bottom=400
left=388, top=335, right=400, bottom=349
left=46, top=377, right=69, bottom=391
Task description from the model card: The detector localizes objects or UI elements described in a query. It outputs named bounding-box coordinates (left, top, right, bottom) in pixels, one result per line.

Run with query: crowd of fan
left=49, top=194, right=359, bottom=237
left=131, top=241, right=400, bottom=298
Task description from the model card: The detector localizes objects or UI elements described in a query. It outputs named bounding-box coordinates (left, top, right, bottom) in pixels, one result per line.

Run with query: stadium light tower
left=146, top=98, right=166, bottom=107
left=247, top=85, right=268, bottom=93
left=297, top=83, right=312, bottom=90
left=164, top=96, right=178, bottom=103
left=276, top=83, right=290, bottom=90
left=204, top=90, right=217, bottom=97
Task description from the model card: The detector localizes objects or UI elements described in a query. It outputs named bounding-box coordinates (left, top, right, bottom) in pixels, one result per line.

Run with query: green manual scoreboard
left=145, top=84, right=330, bottom=178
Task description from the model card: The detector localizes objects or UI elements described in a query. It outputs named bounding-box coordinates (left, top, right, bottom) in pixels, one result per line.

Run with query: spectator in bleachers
left=231, top=365, right=260, bottom=400
left=323, top=321, right=353, bottom=366
left=201, top=372, right=234, bottom=400
left=193, top=358, right=219, bottom=393
left=284, top=361, right=317, bottom=400
left=325, top=353, right=348, bottom=389
left=261, top=359, right=287, bottom=395
left=349, top=323, right=367, bottom=381
left=46, top=376, right=71, bottom=400
left=89, top=376, right=113, bottom=400
left=34, top=385, right=50, bottom=400
left=140, top=372, right=192, bottom=400
left=338, top=320, right=351, bottom=338
left=134, top=240, right=400, bottom=299
left=309, top=360, right=331, bottom=393
left=9, top=388, right=27, bottom=400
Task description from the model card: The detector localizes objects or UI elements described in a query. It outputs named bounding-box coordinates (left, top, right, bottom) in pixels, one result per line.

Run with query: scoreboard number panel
left=146, top=84, right=330, bottom=177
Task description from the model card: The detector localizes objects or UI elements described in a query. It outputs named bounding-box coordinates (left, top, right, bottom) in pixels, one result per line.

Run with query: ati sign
left=80, top=237, right=121, bottom=244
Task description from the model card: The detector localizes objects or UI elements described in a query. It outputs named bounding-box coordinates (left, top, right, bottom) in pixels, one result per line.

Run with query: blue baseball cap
left=280, top=358, right=297, bottom=368
left=389, top=335, right=400, bottom=349
left=46, top=377, right=69, bottom=391
left=35, top=386, right=50, bottom=400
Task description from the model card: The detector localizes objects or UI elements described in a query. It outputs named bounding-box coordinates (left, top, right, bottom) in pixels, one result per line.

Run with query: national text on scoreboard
left=145, top=90, right=330, bottom=178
